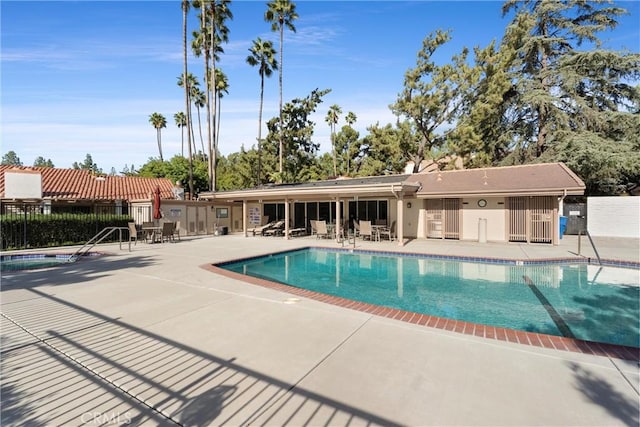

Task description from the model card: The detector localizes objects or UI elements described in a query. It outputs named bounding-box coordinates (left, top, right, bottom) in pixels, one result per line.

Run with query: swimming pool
left=1, top=253, right=75, bottom=272
left=219, top=248, right=640, bottom=348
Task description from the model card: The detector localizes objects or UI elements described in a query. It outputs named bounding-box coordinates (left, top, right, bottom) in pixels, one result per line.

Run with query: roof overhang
left=200, top=181, right=421, bottom=202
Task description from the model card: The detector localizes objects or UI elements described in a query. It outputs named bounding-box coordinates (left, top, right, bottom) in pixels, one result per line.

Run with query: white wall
left=587, top=196, right=640, bottom=238
left=4, top=171, right=42, bottom=199
left=461, top=197, right=506, bottom=242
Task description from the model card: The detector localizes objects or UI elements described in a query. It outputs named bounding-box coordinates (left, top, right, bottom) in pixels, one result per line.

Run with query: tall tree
left=177, top=73, right=201, bottom=157
left=247, top=37, right=278, bottom=185
left=1, top=151, right=22, bottom=166
left=181, top=0, right=194, bottom=198
left=214, top=68, right=229, bottom=160
left=174, top=112, right=187, bottom=157
left=193, top=0, right=232, bottom=192
left=264, top=88, right=330, bottom=183
left=325, top=104, right=342, bottom=176
left=502, top=0, right=631, bottom=158
left=391, top=30, right=473, bottom=173
left=192, top=87, right=207, bottom=156
left=72, top=154, right=102, bottom=174
left=33, top=156, right=54, bottom=167
left=148, top=112, right=167, bottom=161
left=265, top=0, right=298, bottom=178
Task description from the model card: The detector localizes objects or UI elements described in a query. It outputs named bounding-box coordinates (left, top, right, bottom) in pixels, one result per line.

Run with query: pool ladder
left=577, top=229, right=602, bottom=266
left=69, top=227, right=130, bottom=261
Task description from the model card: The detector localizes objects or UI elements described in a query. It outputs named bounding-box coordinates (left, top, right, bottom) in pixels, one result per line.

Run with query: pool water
left=220, top=248, right=640, bottom=348
left=1, top=254, right=74, bottom=272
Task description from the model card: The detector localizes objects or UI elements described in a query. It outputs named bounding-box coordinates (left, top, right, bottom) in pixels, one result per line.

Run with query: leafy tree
left=358, top=122, right=413, bottom=176
left=148, top=112, right=167, bottom=161
left=72, top=154, right=102, bottom=174
left=334, top=121, right=360, bottom=176
left=33, top=156, right=54, bottom=167
left=391, top=30, right=474, bottom=172
left=1, top=151, right=22, bottom=166
left=247, top=37, right=278, bottom=184
left=265, top=0, right=298, bottom=176
left=502, top=0, right=631, bottom=158
left=325, top=104, right=342, bottom=176
left=263, top=88, right=331, bottom=183
left=139, top=156, right=208, bottom=197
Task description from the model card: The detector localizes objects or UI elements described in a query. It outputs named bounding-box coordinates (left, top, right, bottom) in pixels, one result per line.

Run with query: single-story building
left=199, top=162, right=586, bottom=245
left=0, top=166, right=218, bottom=237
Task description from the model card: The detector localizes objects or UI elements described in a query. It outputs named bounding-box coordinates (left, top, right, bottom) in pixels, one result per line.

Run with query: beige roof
left=408, top=163, right=585, bottom=198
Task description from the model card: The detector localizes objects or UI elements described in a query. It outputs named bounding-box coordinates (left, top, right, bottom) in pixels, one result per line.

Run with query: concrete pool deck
left=1, top=234, right=638, bottom=426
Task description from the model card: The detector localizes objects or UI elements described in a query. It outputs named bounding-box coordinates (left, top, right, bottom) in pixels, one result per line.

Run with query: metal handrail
left=69, top=227, right=130, bottom=261
left=577, top=229, right=602, bottom=266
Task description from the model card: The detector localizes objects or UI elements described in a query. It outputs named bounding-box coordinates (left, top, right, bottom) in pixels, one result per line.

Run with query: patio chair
left=128, top=222, right=142, bottom=245
left=379, top=220, right=396, bottom=241
left=353, top=220, right=360, bottom=237
left=171, top=221, right=181, bottom=241
left=263, top=220, right=285, bottom=237
left=161, top=221, right=175, bottom=243
left=315, top=220, right=330, bottom=239
left=249, top=220, right=276, bottom=236
left=309, top=220, right=318, bottom=237
left=359, top=220, right=374, bottom=241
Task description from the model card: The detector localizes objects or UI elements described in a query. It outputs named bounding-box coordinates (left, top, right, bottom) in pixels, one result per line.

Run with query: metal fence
left=1, top=202, right=134, bottom=250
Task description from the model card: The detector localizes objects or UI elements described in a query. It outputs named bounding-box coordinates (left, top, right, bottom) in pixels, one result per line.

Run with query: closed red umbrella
left=153, top=186, right=162, bottom=220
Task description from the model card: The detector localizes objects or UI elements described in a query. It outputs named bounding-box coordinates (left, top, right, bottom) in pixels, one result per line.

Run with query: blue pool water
left=1, top=254, right=74, bottom=272
left=220, top=248, right=640, bottom=348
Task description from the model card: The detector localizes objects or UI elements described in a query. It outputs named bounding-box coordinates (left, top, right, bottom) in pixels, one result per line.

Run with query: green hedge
left=1, top=214, right=133, bottom=250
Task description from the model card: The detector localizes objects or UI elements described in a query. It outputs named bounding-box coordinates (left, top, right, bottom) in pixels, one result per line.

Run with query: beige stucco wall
left=402, top=198, right=420, bottom=238
left=460, top=197, right=506, bottom=241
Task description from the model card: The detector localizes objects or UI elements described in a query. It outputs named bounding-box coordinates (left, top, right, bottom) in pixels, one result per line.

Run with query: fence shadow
left=1, top=288, right=401, bottom=426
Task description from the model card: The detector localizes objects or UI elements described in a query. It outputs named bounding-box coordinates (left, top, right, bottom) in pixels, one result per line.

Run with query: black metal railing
left=1, top=202, right=133, bottom=250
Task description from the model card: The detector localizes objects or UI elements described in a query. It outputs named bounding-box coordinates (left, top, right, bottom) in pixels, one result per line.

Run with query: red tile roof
left=0, top=166, right=175, bottom=201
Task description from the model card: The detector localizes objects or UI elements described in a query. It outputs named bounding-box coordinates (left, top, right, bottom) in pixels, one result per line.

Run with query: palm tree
left=192, top=87, right=207, bottom=156
left=247, top=37, right=278, bottom=184
left=149, top=113, right=167, bottom=161
left=177, top=72, right=201, bottom=158
left=182, top=0, right=194, bottom=198
left=174, top=112, right=187, bottom=157
left=194, top=0, right=232, bottom=192
left=325, top=104, right=342, bottom=176
left=345, top=111, right=357, bottom=127
left=214, top=68, right=229, bottom=151
left=265, top=0, right=298, bottom=178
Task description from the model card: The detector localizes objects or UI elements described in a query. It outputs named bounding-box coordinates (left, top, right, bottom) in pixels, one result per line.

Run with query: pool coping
left=202, top=246, right=640, bottom=362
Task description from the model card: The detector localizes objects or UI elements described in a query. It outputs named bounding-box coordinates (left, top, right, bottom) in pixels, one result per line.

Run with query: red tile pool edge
left=201, top=263, right=640, bottom=362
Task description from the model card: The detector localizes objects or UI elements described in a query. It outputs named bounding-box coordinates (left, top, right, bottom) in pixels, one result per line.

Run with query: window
left=216, top=208, right=228, bottom=218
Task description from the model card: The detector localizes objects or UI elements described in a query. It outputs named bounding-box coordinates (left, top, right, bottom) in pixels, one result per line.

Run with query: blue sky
left=2, top=1, right=638, bottom=173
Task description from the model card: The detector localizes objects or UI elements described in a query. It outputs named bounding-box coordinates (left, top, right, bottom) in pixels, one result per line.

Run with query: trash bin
left=221, top=226, right=228, bottom=235
left=559, top=216, right=568, bottom=239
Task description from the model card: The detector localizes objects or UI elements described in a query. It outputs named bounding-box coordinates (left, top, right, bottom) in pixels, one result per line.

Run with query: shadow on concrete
left=0, top=253, right=156, bottom=290
left=568, top=362, right=639, bottom=427
left=1, top=288, right=402, bottom=426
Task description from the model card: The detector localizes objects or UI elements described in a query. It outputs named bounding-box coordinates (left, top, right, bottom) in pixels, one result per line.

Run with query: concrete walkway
left=1, top=234, right=638, bottom=426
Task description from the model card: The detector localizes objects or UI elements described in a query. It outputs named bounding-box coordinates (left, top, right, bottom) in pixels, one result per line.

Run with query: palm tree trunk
left=278, top=23, right=284, bottom=178
left=157, top=128, right=164, bottom=161
left=203, top=3, right=214, bottom=191
left=210, top=5, right=217, bottom=192
left=196, top=104, right=205, bottom=156
left=183, top=1, right=194, bottom=198
left=258, top=70, right=265, bottom=185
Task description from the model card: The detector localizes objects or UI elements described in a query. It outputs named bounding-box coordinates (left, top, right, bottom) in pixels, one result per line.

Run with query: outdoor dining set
left=128, top=221, right=180, bottom=244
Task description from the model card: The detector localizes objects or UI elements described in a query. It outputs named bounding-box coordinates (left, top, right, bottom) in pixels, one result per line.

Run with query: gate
left=508, top=196, right=554, bottom=244
left=425, top=199, right=460, bottom=240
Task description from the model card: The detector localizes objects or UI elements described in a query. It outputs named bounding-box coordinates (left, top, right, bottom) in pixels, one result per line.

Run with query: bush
left=1, top=213, right=133, bottom=250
